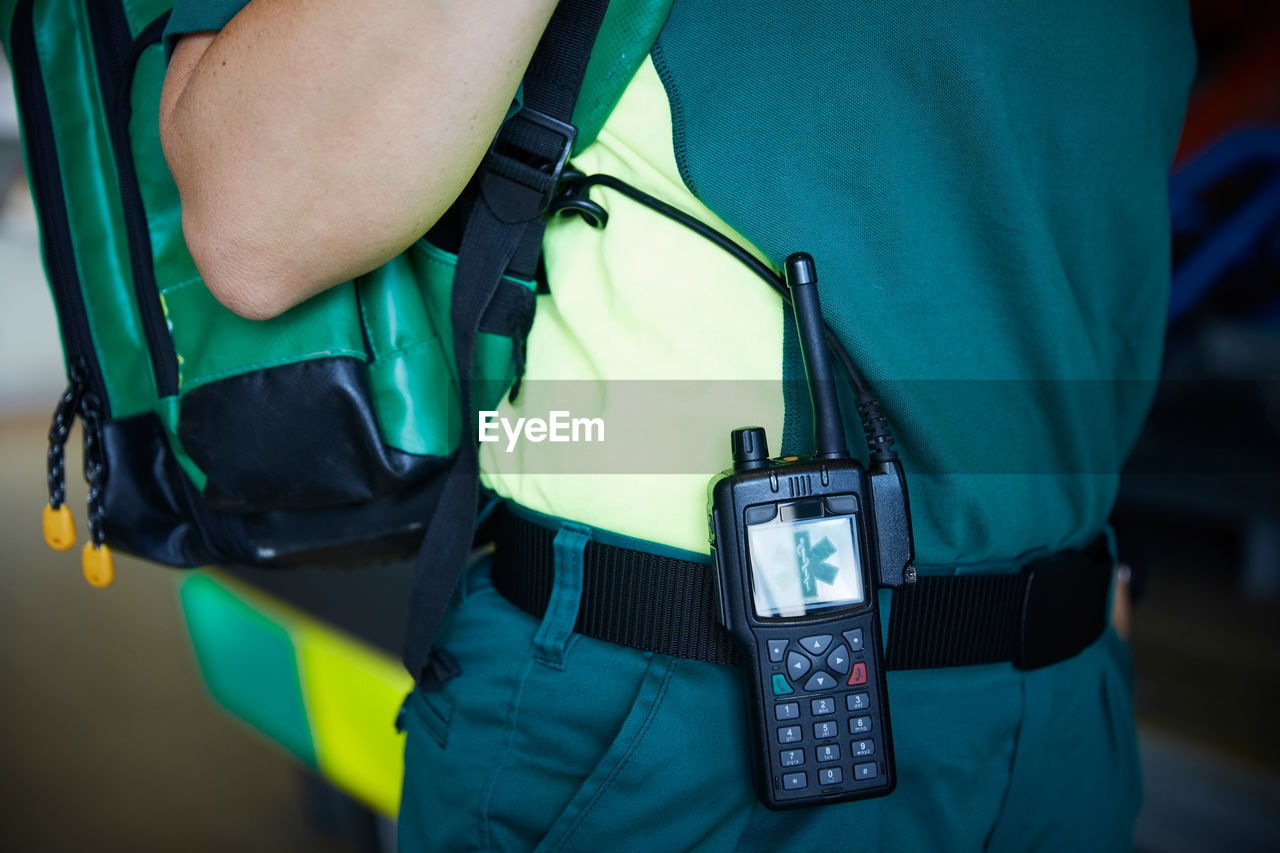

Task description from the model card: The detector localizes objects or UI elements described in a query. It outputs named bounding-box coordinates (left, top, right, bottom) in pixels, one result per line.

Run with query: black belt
left=489, top=508, right=1113, bottom=671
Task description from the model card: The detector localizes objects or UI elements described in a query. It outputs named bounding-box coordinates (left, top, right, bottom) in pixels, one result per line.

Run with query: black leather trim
left=99, top=407, right=459, bottom=569
left=100, top=412, right=227, bottom=566
left=178, top=357, right=441, bottom=513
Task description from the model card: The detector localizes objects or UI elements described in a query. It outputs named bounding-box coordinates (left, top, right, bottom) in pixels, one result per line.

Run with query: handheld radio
left=709, top=253, right=914, bottom=809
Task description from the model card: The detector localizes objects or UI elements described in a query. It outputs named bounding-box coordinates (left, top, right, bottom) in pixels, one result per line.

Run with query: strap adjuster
left=481, top=107, right=578, bottom=224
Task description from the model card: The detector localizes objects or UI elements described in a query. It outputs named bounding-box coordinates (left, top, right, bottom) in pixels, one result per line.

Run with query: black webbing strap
left=402, top=0, right=612, bottom=682
left=490, top=508, right=1116, bottom=671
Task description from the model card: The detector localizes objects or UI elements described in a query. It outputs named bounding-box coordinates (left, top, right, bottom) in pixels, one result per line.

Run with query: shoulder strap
left=402, top=0, right=612, bottom=681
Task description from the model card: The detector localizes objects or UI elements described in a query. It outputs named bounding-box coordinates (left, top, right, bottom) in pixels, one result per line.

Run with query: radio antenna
left=784, top=253, right=849, bottom=460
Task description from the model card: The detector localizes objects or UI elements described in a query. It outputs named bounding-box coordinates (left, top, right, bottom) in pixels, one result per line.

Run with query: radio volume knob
left=731, top=427, right=770, bottom=471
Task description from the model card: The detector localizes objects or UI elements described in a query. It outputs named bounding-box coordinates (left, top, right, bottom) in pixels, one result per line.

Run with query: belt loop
left=533, top=522, right=591, bottom=668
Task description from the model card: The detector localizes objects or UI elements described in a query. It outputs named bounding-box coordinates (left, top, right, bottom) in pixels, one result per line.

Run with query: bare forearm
left=160, top=0, right=558, bottom=319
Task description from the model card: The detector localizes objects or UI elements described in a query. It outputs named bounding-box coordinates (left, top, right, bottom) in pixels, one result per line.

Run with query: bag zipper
left=85, top=2, right=178, bottom=397
left=10, top=0, right=108, bottom=411
left=11, top=0, right=143, bottom=574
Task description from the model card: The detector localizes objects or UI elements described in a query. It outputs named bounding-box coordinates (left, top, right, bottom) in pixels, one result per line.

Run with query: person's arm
left=159, top=0, right=559, bottom=320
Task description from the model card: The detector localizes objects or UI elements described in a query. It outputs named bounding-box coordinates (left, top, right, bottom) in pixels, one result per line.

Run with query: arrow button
left=799, top=634, right=833, bottom=656
left=803, top=671, right=835, bottom=692
left=787, top=652, right=811, bottom=680
left=826, top=644, right=851, bottom=675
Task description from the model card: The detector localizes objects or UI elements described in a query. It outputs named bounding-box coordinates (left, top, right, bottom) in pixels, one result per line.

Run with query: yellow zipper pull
left=43, top=504, right=76, bottom=551
left=82, top=542, right=115, bottom=588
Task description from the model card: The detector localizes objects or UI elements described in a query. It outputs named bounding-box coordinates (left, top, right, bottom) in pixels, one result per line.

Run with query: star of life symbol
left=775, top=530, right=840, bottom=599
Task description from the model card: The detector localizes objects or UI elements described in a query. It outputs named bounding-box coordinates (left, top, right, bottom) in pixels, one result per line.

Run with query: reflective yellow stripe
left=293, top=622, right=413, bottom=818
left=481, top=57, right=785, bottom=552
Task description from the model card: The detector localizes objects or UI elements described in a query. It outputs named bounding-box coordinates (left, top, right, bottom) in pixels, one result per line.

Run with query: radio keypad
left=766, top=634, right=883, bottom=796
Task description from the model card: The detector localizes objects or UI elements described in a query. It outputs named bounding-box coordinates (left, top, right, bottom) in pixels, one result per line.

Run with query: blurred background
left=2, top=2, right=1279, bottom=851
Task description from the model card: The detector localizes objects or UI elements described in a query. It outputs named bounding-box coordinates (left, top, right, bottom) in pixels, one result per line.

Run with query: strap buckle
left=481, top=106, right=578, bottom=224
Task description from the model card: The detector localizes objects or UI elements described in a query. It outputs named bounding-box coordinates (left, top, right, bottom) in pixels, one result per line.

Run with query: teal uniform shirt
left=648, top=1, right=1195, bottom=567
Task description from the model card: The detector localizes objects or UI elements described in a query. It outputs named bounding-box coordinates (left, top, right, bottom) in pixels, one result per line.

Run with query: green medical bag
left=2, top=0, right=661, bottom=584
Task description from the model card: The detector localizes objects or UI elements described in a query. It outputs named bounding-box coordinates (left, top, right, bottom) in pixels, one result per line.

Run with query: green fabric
left=179, top=574, right=317, bottom=767
left=358, top=248, right=457, bottom=457
left=651, top=0, right=1195, bottom=569
left=160, top=276, right=366, bottom=391
left=399, top=532, right=1140, bottom=851
left=34, top=2, right=159, bottom=417
left=163, top=0, right=243, bottom=55
left=124, top=0, right=173, bottom=34
left=572, top=0, right=674, bottom=153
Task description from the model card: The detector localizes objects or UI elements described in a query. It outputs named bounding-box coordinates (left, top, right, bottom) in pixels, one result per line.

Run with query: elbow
left=163, top=121, right=303, bottom=321
left=181, top=203, right=301, bottom=322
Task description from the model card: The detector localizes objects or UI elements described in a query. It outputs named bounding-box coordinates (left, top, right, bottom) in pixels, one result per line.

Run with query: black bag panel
left=99, top=409, right=453, bottom=570
left=235, top=472, right=451, bottom=569
left=99, top=413, right=227, bottom=567
left=178, top=356, right=444, bottom=514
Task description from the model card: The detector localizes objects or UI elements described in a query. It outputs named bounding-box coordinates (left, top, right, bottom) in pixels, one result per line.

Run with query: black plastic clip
left=481, top=107, right=578, bottom=224
left=548, top=169, right=609, bottom=229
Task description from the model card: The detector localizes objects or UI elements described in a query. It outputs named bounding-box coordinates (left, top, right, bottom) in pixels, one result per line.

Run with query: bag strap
left=402, top=0, right=612, bottom=681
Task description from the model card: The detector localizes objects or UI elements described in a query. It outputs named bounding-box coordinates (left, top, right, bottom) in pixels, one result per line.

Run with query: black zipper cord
left=81, top=393, right=108, bottom=548
left=553, top=170, right=899, bottom=464
left=47, top=365, right=86, bottom=509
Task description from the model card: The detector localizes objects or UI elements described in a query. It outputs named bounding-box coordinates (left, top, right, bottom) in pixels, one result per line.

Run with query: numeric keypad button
left=779, top=749, right=804, bottom=768
left=847, top=692, right=870, bottom=711
left=816, top=744, right=840, bottom=763
left=813, top=721, right=838, bottom=739
left=854, top=762, right=878, bottom=781
left=775, top=702, right=799, bottom=721
left=777, top=726, right=803, bottom=745
left=849, top=716, right=873, bottom=735
left=782, top=772, right=807, bottom=791
left=818, top=767, right=843, bottom=786
left=852, top=739, right=875, bottom=757
left=811, top=697, right=836, bottom=716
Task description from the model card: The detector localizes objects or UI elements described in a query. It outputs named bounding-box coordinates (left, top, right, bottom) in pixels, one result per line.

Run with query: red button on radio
left=848, top=662, right=868, bottom=686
